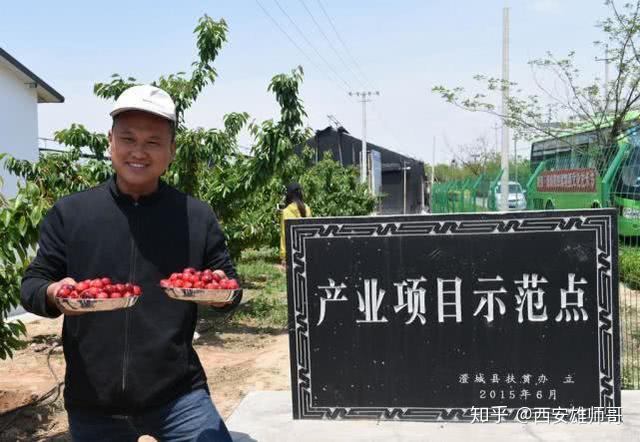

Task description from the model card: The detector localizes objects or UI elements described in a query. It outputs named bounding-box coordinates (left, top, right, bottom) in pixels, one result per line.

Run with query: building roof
left=314, top=126, right=424, bottom=164
left=0, top=47, right=64, bottom=103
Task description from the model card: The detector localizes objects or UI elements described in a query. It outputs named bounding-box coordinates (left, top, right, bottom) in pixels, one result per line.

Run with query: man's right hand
left=46, top=277, right=85, bottom=316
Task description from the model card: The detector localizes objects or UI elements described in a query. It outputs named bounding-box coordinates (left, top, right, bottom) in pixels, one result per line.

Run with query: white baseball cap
left=110, top=85, right=176, bottom=122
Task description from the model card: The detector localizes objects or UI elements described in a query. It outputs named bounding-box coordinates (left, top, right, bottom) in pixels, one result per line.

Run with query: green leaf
left=29, top=206, right=42, bottom=228
left=17, top=216, right=27, bottom=237
left=1, top=210, right=10, bottom=228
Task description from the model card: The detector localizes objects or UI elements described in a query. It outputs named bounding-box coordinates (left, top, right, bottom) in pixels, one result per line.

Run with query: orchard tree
left=0, top=15, right=375, bottom=358
left=432, top=0, right=640, bottom=168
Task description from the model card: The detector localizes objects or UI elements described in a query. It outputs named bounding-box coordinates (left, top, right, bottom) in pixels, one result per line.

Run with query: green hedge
left=620, top=247, right=640, bottom=289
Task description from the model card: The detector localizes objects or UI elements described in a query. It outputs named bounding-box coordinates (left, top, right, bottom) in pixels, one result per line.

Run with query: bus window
left=572, top=144, right=591, bottom=168
left=618, top=142, right=640, bottom=198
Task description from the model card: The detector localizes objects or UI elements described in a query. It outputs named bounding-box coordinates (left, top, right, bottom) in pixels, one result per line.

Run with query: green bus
left=526, top=116, right=640, bottom=236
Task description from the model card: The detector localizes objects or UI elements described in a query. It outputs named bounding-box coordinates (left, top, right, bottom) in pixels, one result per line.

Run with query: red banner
left=537, top=168, right=597, bottom=193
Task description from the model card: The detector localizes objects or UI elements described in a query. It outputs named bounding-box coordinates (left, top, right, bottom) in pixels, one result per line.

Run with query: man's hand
left=46, top=277, right=85, bottom=316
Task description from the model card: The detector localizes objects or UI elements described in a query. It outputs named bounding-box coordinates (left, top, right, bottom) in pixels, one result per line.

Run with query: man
left=21, top=85, right=239, bottom=441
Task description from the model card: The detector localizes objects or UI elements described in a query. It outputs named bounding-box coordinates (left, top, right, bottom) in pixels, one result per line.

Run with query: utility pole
left=513, top=134, right=518, bottom=184
left=403, top=161, right=411, bottom=214
left=605, top=45, right=610, bottom=99
left=596, top=44, right=613, bottom=112
left=500, top=5, right=510, bottom=211
left=493, top=122, right=500, bottom=153
left=430, top=136, right=436, bottom=213
left=349, top=91, right=379, bottom=187
left=327, top=115, right=344, bottom=165
left=431, top=136, right=436, bottom=190
left=483, top=137, right=488, bottom=176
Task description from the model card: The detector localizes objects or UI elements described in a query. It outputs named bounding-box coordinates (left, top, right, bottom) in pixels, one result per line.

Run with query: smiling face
left=108, top=110, right=176, bottom=198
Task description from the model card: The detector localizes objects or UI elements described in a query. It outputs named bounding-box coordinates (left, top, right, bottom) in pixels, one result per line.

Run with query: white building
left=0, top=47, right=64, bottom=196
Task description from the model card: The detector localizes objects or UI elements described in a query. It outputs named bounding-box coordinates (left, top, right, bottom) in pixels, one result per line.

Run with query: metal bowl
left=55, top=296, right=139, bottom=312
left=161, top=287, right=241, bottom=303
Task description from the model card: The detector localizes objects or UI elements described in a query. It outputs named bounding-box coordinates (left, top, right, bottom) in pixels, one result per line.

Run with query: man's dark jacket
left=21, top=176, right=239, bottom=415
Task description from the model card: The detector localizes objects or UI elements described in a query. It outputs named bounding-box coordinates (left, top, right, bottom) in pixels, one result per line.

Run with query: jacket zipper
left=122, top=201, right=139, bottom=393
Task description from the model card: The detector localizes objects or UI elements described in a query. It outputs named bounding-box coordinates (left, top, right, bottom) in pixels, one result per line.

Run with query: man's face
left=108, top=111, right=176, bottom=195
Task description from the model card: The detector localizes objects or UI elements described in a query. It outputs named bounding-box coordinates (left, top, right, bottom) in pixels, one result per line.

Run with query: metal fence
left=620, top=247, right=640, bottom=389
left=431, top=171, right=640, bottom=390
left=431, top=172, right=502, bottom=214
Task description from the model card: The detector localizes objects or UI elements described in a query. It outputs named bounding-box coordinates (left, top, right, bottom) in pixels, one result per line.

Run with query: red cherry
left=110, top=292, right=124, bottom=298
left=184, top=267, right=196, bottom=275
left=160, top=279, right=170, bottom=288
left=194, top=281, right=205, bottom=289
left=183, top=282, right=193, bottom=289
left=170, top=273, right=181, bottom=280
left=90, top=280, right=103, bottom=289
left=125, top=283, right=134, bottom=291
left=133, top=286, right=142, bottom=296
left=76, top=282, right=89, bottom=292
left=227, top=279, right=239, bottom=290
left=213, top=269, right=226, bottom=278
left=88, top=287, right=100, bottom=297
left=205, top=283, right=217, bottom=289
left=203, top=269, right=213, bottom=275
left=58, top=288, right=70, bottom=298
left=173, top=280, right=184, bottom=288
left=96, top=291, right=109, bottom=299
left=101, top=277, right=111, bottom=286
left=68, top=291, right=80, bottom=299
left=115, top=284, right=125, bottom=292
left=201, top=274, right=213, bottom=283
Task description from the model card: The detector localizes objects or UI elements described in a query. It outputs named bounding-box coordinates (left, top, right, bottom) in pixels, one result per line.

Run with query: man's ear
left=170, top=141, right=177, bottom=161
left=108, top=130, right=114, bottom=155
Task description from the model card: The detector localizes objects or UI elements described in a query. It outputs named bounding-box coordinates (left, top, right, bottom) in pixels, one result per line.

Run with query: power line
left=327, top=114, right=343, bottom=128
left=298, top=0, right=365, bottom=90
left=368, top=101, right=424, bottom=162
left=254, top=0, right=347, bottom=93
left=349, top=90, right=379, bottom=184
left=254, top=0, right=361, bottom=117
left=311, top=0, right=415, bottom=161
left=257, top=0, right=412, bottom=161
left=271, top=0, right=353, bottom=91
left=315, top=0, right=375, bottom=90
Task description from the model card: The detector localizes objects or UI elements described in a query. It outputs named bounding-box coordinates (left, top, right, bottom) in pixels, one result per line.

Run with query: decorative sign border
left=285, top=210, right=620, bottom=421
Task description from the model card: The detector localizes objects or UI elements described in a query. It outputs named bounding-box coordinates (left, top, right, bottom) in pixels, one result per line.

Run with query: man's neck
left=116, top=179, right=159, bottom=201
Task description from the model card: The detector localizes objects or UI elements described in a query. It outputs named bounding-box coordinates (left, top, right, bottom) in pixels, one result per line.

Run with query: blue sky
left=1, top=0, right=611, bottom=163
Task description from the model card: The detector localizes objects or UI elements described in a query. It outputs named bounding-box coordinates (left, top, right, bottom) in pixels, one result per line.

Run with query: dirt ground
left=0, top=316, right=290, bottom=441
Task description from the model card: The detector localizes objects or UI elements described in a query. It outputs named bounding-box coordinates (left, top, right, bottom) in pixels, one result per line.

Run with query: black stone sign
left=285, top=210, right=620, bottom=422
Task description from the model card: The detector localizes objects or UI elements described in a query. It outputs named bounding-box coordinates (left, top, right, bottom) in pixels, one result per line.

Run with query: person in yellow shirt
left=280, top=182, right=312, bottom=263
